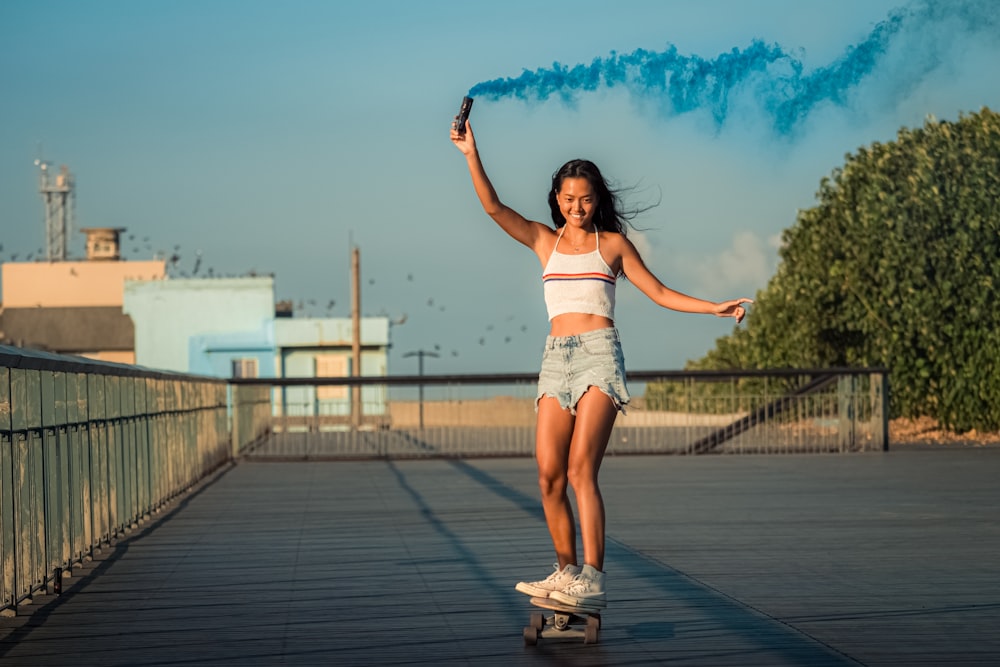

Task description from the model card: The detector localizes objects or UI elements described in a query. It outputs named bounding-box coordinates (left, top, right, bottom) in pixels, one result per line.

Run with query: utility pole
left=351, top=246, right=362, bottom=429
left=403, top=349, right=438, bottom=429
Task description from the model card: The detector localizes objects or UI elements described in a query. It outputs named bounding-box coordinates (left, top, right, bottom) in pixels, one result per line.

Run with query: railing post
left=231, top=385, right=240, bottom=459
left=878, top=372, right=890, bottom=451
left=0, top=366, right=13, bottom=615
left=837, top=374, right=855, bottom=452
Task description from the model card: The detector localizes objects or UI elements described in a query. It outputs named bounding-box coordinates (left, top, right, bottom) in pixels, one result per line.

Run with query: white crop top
left=542, top=227, right=617, bottom=321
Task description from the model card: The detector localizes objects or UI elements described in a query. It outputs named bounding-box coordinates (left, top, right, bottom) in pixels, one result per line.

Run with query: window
left=316, top=354, right=348, bottom=400
left=231, top=358, right=258, bottom=379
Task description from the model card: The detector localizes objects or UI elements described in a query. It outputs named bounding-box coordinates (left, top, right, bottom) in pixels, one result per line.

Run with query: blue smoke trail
left=468, top=0, right=998, bottom=135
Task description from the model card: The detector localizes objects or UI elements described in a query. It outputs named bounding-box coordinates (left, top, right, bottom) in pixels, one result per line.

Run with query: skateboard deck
left=523, top=596, right=603, bottom=645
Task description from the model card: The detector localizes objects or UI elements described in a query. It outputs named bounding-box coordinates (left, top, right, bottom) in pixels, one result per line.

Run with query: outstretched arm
left=618, top=235, right=753, bottom=323
left=450, top=119, right=548, bottom=254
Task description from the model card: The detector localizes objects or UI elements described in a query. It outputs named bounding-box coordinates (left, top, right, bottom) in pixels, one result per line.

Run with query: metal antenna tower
left=34, top=158, right=75, bottom=261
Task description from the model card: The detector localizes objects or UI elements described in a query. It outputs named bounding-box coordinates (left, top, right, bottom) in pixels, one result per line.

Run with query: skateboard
left=523, top=596, right=602, bottom=645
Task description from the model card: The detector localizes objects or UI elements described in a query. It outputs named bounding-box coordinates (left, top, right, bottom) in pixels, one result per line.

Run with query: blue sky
left=2, top=0, right=998, bottom=375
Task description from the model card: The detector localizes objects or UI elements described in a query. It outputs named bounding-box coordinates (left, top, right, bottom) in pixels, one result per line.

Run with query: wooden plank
left=0, top=450, right=997, bottom=665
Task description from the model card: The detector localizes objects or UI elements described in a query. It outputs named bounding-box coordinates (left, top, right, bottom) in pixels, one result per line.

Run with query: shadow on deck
left=2, top=448, right=999, bottom=666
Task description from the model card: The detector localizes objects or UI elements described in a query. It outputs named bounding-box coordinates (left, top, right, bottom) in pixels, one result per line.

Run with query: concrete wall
left=274, top=317, right=389, bottom=348
left=82, top=350, right=135, bottom=364
left=123, top=276, right=275, bottom=373
left=189, top=324, right=276, bottom=378
left=2, top=260, right=166, bottom=307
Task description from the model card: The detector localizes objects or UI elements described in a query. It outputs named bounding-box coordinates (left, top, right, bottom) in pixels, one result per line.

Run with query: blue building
left=123, top=276, right=276, bottom=375
left=123, top=276, right=390, bottom=420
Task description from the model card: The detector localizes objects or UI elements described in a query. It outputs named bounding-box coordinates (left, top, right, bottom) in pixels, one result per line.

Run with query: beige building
left=0, top=228, right=166, bottom=364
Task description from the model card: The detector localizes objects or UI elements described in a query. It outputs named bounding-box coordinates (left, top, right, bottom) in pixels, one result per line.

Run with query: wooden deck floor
left=2, top=447, right=999, bottom=665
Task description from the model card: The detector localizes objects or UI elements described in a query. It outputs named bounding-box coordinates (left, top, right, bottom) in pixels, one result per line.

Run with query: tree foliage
left=687, top=107, right=1000, bottom=432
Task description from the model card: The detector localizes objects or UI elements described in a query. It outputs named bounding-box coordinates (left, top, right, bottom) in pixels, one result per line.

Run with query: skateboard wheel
left=523, top=626, right=539, bottom=646
left=584, top=623, right=599, bottom=644
left=529, top=612, right=544, bottom=631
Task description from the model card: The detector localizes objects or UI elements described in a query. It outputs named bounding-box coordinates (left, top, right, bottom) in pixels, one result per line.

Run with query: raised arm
left=616, top=235, right=753, bottom=322
left=450, top=119, right=550, bottom=254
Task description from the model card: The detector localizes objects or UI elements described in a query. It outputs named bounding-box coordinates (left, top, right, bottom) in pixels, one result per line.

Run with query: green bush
left=682, top=107, right=1000, bottom=432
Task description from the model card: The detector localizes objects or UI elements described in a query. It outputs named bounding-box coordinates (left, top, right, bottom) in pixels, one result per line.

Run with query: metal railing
left=0, top=346, right=231, bottom=616
left=233, top=368, right=889, bottom=460
left=1, top=348, right=887, bottom=617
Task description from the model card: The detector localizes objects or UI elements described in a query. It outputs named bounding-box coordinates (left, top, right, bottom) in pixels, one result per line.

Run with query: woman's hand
left=713, top=298, right=753, bottom=323
left=450, top=118, right=476, bottom=155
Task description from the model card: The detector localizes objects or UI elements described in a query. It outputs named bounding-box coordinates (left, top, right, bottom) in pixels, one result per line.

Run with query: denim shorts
left=535, top=327, right=630, bottom=415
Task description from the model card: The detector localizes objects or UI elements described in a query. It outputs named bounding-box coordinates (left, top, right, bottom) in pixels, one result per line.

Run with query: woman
left=450, top=118, right=751, bottom=609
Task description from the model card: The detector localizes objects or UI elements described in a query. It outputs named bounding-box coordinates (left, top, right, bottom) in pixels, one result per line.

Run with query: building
left=0, top=228, right=166, bottom=363
left=1, top=229, right=390, bottom=398
left=272, top=316, right=389, bottom=420
left=3, top=164, right=389, bottom=402
left=124, top=277, right=390, bottom=423
left=123, top=275, right=277, bottom=375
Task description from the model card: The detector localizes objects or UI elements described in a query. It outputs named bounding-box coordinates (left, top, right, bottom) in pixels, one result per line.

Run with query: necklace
left=562, top=226, right=592, bottom=252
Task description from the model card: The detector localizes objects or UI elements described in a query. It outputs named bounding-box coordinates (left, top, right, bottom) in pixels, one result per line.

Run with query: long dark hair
left=547, top=159, right=650, bottom=234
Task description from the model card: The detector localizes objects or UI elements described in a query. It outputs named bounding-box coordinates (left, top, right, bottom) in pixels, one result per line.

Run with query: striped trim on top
left=542, top=271, right=616, bottom=285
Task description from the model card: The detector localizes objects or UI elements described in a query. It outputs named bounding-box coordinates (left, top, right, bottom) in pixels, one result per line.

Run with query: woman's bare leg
left=534, top=396, right=577, bottom=567
left=566, top=387, right=618, bottom=570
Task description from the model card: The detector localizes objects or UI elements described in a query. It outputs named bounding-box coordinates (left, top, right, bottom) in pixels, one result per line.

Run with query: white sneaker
left=515, top=563, right=582, bottom=598
left=549, top=564, right=607, bottom=608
